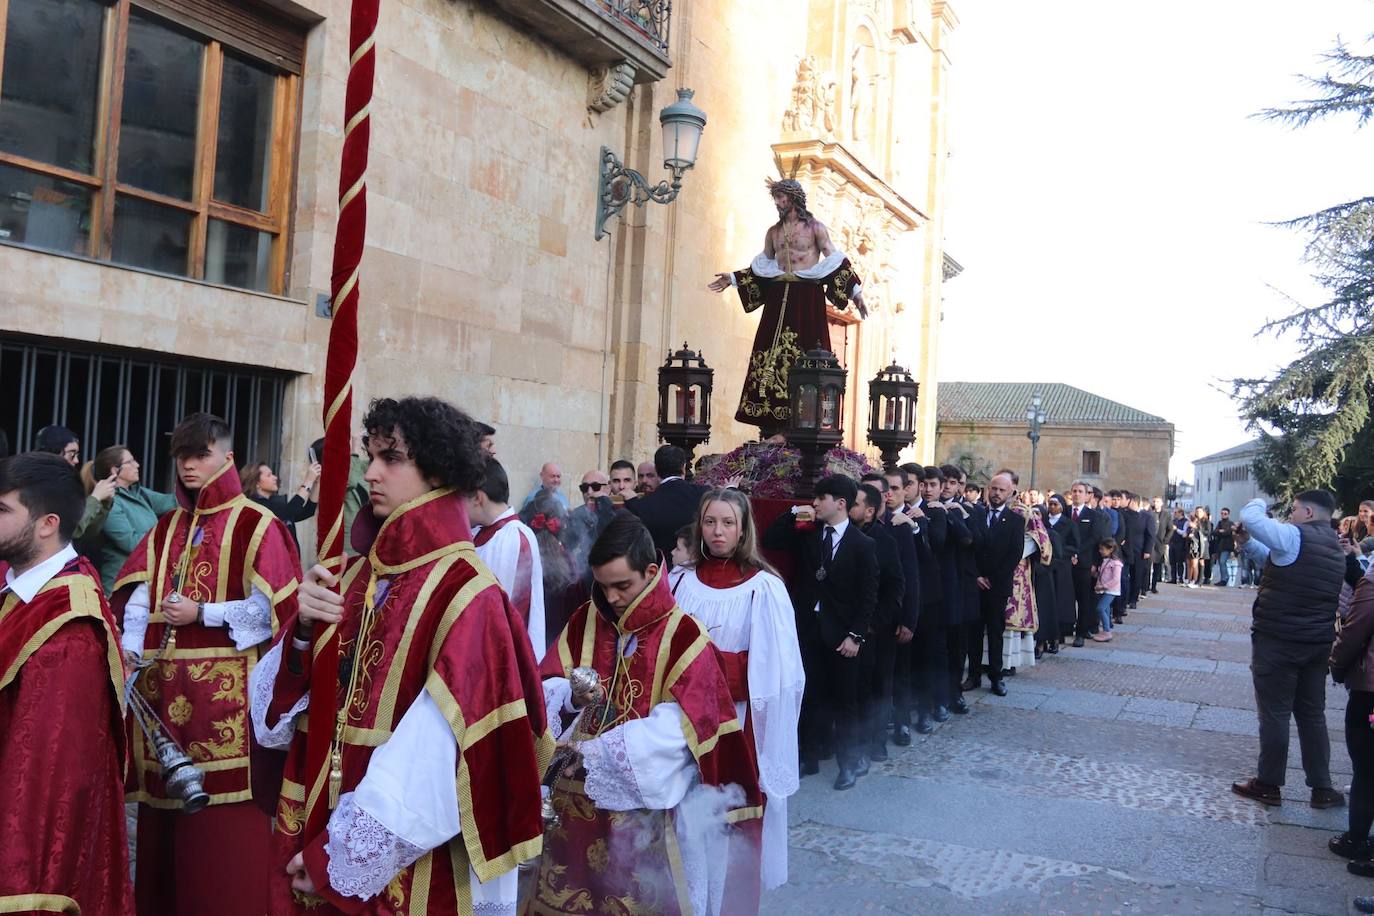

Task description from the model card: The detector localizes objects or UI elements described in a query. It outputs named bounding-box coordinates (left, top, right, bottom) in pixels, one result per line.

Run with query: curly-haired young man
left=251, top=396, right=550, bottom=915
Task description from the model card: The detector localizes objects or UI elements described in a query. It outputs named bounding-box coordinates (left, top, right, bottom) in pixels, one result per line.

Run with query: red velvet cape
left=0, top=555, right=133, bottom=915
left=266, top=488, right=552, bottom=914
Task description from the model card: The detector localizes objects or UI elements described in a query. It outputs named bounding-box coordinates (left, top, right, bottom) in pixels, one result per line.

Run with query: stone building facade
left=1192, top=439, right=1271, bottom=514
left=0, top=0, right=956, bottom=509
left=935, top=383, right=1176, bottom=498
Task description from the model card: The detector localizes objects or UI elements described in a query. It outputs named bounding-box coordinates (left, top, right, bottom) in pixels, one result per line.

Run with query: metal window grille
left=596, top=0, right=671, bottom=53
left=0, top=333, right=289, bottom=490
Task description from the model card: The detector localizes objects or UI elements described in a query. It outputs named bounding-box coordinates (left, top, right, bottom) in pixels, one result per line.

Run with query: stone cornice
left=771, top=138, right=928, bottom=230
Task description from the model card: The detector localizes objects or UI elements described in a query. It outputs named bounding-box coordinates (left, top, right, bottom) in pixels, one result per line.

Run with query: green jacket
left=100, top=484, right=178, bottom=594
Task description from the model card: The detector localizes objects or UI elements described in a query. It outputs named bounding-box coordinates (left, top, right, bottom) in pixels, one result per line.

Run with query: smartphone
left=307, top=446, right=317, bottom=465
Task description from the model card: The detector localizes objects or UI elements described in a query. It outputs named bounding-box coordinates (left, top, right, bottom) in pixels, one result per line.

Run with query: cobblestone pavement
left=762, top=583, right=1367, bottom=915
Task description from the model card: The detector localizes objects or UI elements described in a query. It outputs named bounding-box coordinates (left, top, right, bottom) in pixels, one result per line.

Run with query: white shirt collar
left=659, top=475, right=684, bottom=485
left=3, top=544, right=79, bottom=603
left=823, top=517, right=850, bottom=543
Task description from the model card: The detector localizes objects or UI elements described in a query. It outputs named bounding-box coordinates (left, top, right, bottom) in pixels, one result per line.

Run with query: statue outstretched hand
left=708, top=272, right=732, bottom=292
left=853, top=290, right=869, bottom=319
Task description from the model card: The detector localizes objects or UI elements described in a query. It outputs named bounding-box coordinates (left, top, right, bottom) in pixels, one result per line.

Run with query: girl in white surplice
left=669, top=487, right=805, bottom=897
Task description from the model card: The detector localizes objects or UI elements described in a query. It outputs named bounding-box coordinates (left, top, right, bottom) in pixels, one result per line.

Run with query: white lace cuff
left=122, top=583, right=151, bottom=655
left=202, top=588, right=273, bottom=650
left=542, top=678, right=573, bottom=741
left=249, top=640, right=308, bottom=749
left=325, top=792, right=426, bottom=901
left=581, top=728, right=644, bottom=811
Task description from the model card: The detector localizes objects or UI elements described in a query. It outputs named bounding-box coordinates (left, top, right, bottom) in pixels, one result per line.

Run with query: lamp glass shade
left=660, top=88, right=707, bottom=171
left=820, top=387, right=839, bottom=430
left=797, top=384, right=818, bottom=429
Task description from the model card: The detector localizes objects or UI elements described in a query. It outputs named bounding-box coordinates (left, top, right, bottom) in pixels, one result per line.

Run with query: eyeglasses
left=61, top=447, right=79, bottom=459
left=579, top=482, right=607, bottom=493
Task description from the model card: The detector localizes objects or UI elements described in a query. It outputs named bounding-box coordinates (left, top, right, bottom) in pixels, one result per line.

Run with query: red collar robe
left=0, top=554, right=133, bottom=916
left=264, top=487, right=552, bottom=915
left=529, top=564, right=765, bottom=916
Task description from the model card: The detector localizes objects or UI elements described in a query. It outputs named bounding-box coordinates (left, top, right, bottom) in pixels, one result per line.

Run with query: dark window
left=0, top=332, right=288, bottom=490
left=1082, top=450, right=1101, bottom=475
left=0, top=0, right=302, bottom=293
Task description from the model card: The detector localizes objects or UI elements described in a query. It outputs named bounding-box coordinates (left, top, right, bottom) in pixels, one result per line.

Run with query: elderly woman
left=93, top=445, right=177, bottom=594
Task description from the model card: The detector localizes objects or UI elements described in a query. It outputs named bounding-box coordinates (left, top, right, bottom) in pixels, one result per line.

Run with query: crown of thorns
left=766, top=156, right=807, bottom=208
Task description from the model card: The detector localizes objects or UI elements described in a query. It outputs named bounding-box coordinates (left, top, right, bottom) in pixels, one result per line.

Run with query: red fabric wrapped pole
left=302, top=0, right=381, bottom=841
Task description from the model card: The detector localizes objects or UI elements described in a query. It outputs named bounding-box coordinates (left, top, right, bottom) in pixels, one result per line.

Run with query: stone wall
left=935, top=421, right=1174, bottom=498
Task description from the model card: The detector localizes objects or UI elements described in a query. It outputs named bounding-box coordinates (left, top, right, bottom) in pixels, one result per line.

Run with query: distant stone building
left=934, top=382, right=1175, bottom=497
left=1192, top=439, right=1272, bottom=514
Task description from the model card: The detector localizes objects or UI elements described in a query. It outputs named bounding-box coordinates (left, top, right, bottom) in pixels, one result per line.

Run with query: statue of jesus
left=709, top=176, right=867, bottom=436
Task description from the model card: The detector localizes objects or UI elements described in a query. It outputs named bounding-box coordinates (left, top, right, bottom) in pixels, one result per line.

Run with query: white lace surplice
left=248, top=646, right=518, bottom=913
left=472, top=509, right=547, bottom=660
left=670, top=568, right=805, bottom=892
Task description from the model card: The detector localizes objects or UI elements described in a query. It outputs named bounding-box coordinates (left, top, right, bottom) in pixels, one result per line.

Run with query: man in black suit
left=880, top=466, right=922, bottom=746
left=850, top=482, right=905, bottom=763
left=1114, top=489, right=1141, bottom=621
left=940, top=464, right=981, bottom=715
left=625, top=444, right=709, bottom=556
left=764, top=474, right=879, bottom=791
left=975, top=473, right=1024, bottom=697
left=1067, top=481, right=1108, bottom=646
left=1129, top=493, right=1155, bottom=607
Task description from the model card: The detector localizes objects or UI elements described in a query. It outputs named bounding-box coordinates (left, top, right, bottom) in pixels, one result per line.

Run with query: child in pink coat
left=1094, top=538, right=1124, bottom=642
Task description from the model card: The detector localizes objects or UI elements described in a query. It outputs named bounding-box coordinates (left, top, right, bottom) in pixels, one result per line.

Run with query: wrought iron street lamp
left=596, top=88, right=707, bottom=240
left=787, top=348, right=846, bottom=498
left=656, top=342, right=713, bottom=473
left=1025, top=392, right=1047, bottom=490
left=866, top=363, right=920, bottom=471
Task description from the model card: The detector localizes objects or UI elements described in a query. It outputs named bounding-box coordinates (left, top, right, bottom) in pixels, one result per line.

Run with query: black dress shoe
left=1353, top=895, right=1374, bottom=914
left=854, top=756, right=870, bottom=777
left=800, top=758, right=820, bottom=776
left=1072, top=636, right=1085, bottom=648
left=1046, top=643, right=1059, bottom=655
left=834, top=766, right=857, bottom=791
left=892, top=724, right=911, bottom=747
left=933, top=705, right=950, bottom=723
left=1034, top=647, right=1044, bottom=661
left=990, top=680, right=1008, bottom=697
left=869, top=742, right=889, bottom=762
left=1330, top=832, right=1372, bottom=860
left=1127, top=602, right=1138, bottom=610
left=1003, top=667, right=1016, bottom=677
left=1351, top=860, right=1374, bottom=878
left=915, top=714, right=935, bottom=734
left=950, top=696, right=970, bottom=714
left=960, top=676, right=981, bottom=692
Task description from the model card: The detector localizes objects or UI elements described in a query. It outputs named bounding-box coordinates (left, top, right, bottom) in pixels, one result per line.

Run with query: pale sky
left=939, top=0, right=1374, bottom=481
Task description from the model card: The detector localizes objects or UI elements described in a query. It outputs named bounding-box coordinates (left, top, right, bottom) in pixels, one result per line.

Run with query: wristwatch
left=846, top=631, right=866, bottom=646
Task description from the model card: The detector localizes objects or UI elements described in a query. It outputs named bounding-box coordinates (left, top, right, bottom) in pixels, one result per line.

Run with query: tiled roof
left=1192, top=438, right=1263, bottom=464
left=936, top=382, right=1171, bottom=427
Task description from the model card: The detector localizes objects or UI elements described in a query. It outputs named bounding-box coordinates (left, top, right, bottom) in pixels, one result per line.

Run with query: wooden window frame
left=0, top=0, right=300, bottom=295
left=1082, top=450, right=1101, bottom=476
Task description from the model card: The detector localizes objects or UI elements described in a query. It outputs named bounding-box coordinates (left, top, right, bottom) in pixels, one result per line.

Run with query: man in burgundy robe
left=0, top=452, right=134, bottom=915
left=112, top=413, right=301, bottom=916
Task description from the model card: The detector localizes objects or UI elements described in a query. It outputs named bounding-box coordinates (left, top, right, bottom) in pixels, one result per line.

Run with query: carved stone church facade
left=0, top=0, right=957, bottom=511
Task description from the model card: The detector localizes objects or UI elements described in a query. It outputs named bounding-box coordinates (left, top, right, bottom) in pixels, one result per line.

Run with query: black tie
left=822, top=526, right=835, bottom=568
left=989, top=509, right=999, bottom=527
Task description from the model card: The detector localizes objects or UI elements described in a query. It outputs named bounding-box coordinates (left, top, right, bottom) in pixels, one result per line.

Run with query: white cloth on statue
left=669, top=567, right=804, bottom=891
left=473, top=508, right=546, bottom=660
left=121, top=582, right=272, bottom=654
left=729, top=250, right=864, bottom=299
left=248, top=648, right=518, bottom=911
